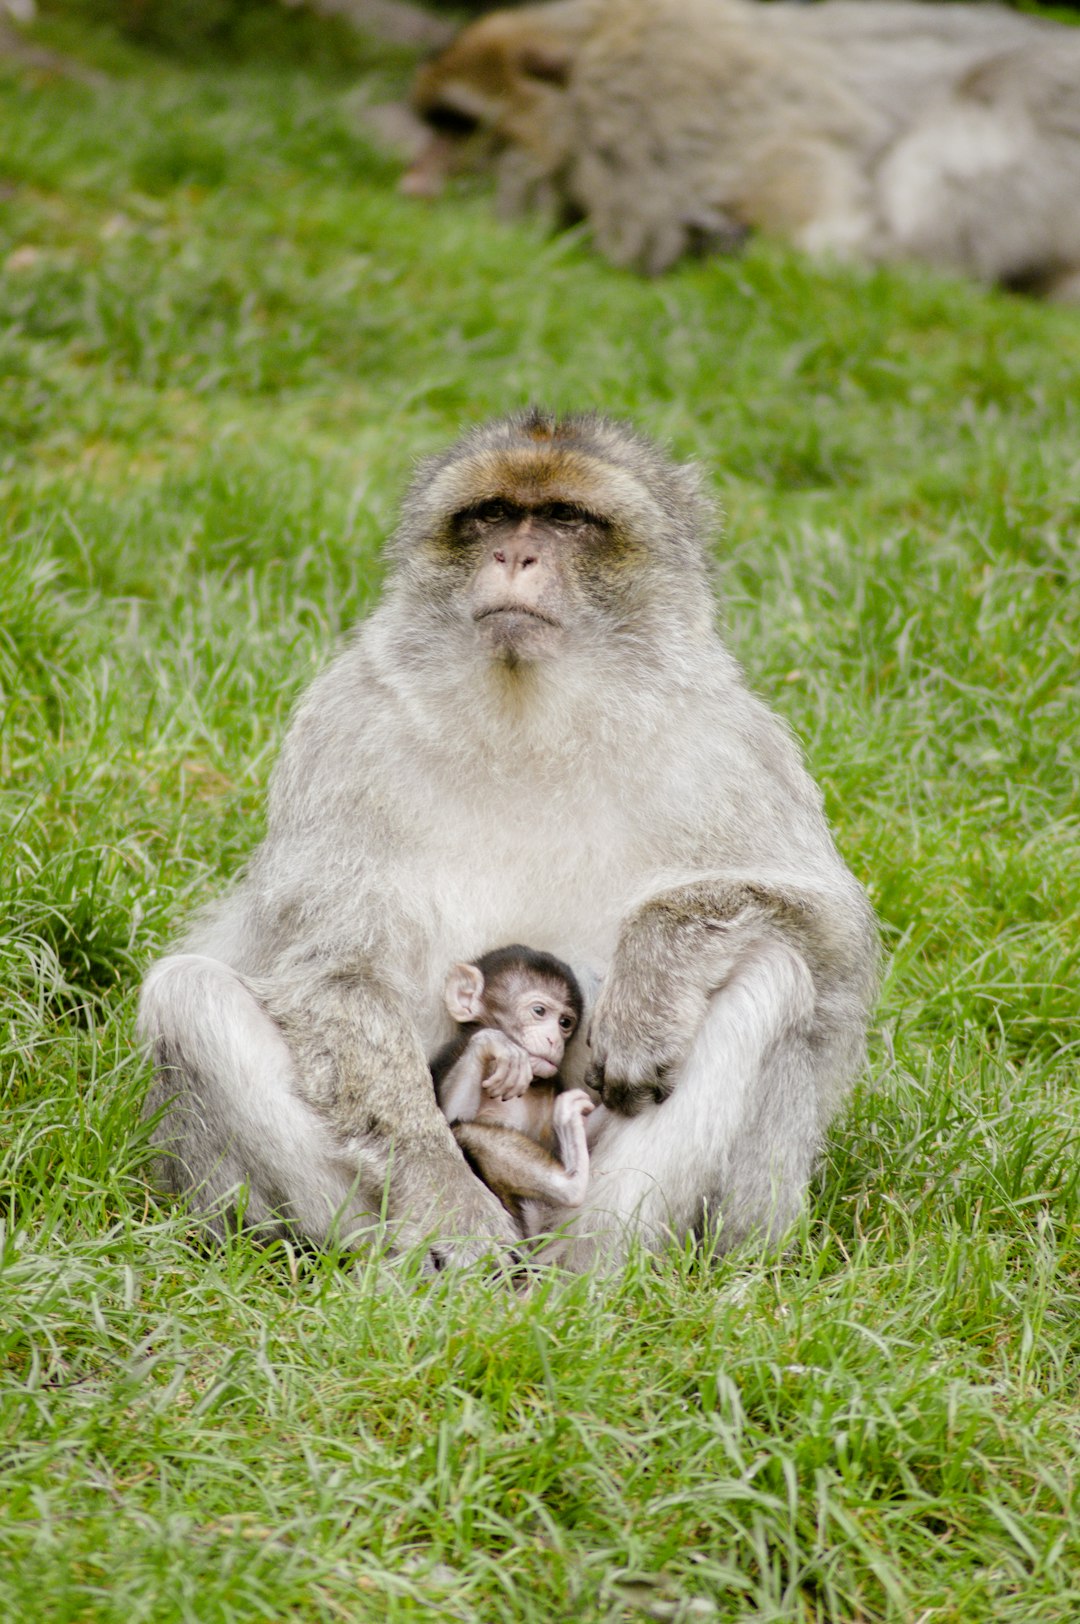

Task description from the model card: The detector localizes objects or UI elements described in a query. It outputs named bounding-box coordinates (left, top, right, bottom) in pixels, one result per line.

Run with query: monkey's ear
left=517, top=40, right=572, bottom=86
left=444, top=962, right=486, bottom=1023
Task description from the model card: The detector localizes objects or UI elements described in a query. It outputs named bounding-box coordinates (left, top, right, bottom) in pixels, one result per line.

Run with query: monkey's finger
left=506, top=1053, right=534, bottom=1099
left=560, top=1093, right=596, bottom=1119
left=486, top=1051, right=529, bottom=1100
left=484, top=1066, right=512, bottom=1099
left=592, top=1058, right=671, bottom=1116
left=651, top=1068, right=675, bottom=1104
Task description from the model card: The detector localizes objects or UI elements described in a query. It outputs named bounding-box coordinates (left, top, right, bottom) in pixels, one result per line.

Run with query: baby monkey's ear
left=444, top=961, right=486, bottom=1024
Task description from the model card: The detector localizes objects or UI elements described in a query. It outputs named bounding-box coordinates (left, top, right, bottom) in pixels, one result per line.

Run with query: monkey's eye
left=423, top=104, right=480, bottom=138
left=559, top=1014, right=576, bottom=1033
left=473, top=499, right=515, bottom=524
left=531, top=1003, right=549, bottom=1019
left=543, top=502, right=588, bottom=526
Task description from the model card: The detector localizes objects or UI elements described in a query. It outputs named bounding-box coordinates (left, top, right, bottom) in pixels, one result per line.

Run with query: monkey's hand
left=551, top=1089, right=596, bottom=1186
left=587, top=905, right=722, bottom=1115
left=554, top=1089, right=596, bottom=1115
left=472, top=1028, right=534, bottom=1102
left=552, top=1089, right=596, bottom=1157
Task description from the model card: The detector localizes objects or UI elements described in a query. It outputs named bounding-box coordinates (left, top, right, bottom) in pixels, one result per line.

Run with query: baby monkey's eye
left=532, top=1003, right=548, bottom=1018
left=559, top=1014, right=576, bottom=1033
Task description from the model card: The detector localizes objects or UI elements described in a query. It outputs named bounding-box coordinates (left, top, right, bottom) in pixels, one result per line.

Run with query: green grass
left=2, top=6, right=1079, bottom=1620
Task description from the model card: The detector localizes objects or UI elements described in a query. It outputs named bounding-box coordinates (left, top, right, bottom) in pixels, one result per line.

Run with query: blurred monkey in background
left=404, top=0, right=1080, bottom=297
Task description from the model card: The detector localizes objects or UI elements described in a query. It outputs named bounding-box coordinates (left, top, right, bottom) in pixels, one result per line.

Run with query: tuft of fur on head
left=473, top=942, right=584, bottom=1025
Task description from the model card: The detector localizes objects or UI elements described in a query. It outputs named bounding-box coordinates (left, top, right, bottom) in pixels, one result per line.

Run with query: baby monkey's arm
left=434, top=1027, right=534, bottom=1123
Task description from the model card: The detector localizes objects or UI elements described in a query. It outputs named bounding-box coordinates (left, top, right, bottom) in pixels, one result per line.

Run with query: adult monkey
left=404, top=0, right=1080, bottom=296
left=139, top=411, right=877, bottom=1271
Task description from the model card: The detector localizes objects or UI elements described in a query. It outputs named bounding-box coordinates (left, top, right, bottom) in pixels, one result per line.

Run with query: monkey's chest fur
left=409, top=772, right=647, bottom=1049
left=241, top=623, right=833, bottom=1064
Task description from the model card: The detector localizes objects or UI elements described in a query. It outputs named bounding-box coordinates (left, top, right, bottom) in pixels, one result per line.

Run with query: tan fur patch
left=429, top=447, right=654, bottom=525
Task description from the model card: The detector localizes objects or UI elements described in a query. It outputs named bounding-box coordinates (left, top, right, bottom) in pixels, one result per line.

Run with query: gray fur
left=407, top=0, right=1080, bottom=297
left=139, top=410, right=878, bottom=1270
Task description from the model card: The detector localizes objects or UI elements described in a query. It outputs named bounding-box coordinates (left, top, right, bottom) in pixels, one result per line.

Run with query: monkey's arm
left=435, top=1028, right=535, bottom=1123
left=262, top=960, right=519, bottom=1249
left=550, top=1089, right=596, bottom=1187
left=590, top=872, right=878, bottom=1114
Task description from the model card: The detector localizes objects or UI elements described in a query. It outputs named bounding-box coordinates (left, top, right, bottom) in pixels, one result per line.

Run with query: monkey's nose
left=492, top=547, right=538, bottom=571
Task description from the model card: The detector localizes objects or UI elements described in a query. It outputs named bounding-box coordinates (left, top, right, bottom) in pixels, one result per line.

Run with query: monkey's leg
left=139, top=954, right=516, bottom=1261
left=454, top=1116, right=591, bottom=1209
left=543, top=941, right=820, bottom=1271
left=139, top=954, right=378, bottom=1246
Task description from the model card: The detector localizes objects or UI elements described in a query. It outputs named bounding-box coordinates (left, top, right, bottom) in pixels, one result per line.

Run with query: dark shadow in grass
left=8, top=868, right=144, bottom=1021
left=725, top=424, right=869, bottom=492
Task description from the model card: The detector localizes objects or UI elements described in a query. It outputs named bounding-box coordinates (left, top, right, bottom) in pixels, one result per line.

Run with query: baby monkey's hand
left=552, top=1089, right=596, bottom=1128
left=472, top=1028, right=534, bottom=1102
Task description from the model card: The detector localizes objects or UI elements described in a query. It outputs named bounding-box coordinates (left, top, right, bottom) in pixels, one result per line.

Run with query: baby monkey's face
left=443, top=951, right=583, bottom=1079
left=496, top=977, right=578, bottom=1078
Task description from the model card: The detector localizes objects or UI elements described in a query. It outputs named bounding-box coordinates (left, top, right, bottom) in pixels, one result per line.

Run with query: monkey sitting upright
left=139, top=408, right=878, bottom=1273
left=430, top=945, right=604, bottom=1237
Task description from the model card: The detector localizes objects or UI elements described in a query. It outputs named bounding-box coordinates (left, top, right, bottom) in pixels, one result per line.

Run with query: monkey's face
left=403, top=15, right=573, bottom=198
left=453, top=493, right=619, bottom=665
left=490, top=976, right=579, bottom=1077
left=400, top=92, right=497, bottom=198
left=391, top=411, right=715, bottom=672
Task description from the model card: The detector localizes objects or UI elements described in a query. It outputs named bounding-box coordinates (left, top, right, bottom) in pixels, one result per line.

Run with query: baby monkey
left=430, top=945, right=603, bottom=1236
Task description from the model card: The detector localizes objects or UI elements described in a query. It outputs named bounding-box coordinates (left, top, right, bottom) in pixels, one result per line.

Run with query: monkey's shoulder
left=264, top=638, right=421, bottom=828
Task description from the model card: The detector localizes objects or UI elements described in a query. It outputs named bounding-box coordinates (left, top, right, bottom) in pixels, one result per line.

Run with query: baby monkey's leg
left=454, top=1088, right=595, bottom=1211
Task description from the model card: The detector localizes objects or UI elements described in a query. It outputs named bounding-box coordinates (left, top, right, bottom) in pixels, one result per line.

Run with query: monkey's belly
left=475, top=1085, right=558, bottom=1150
